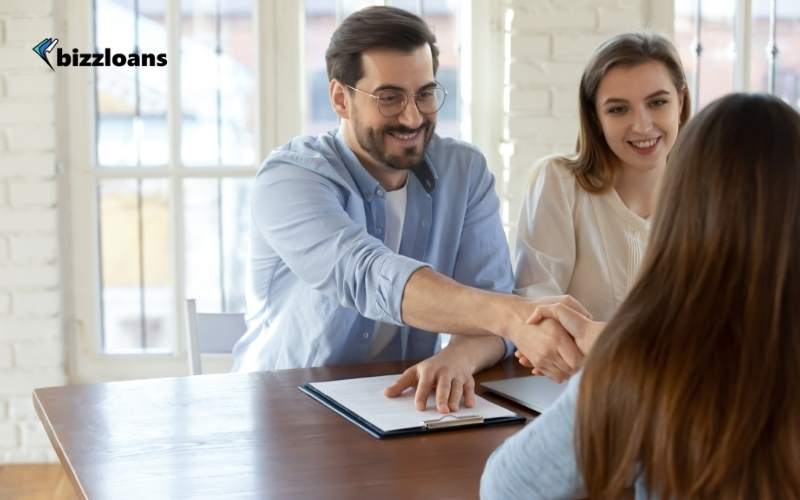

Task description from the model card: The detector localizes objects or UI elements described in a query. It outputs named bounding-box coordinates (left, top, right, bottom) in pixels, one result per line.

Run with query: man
left=232, top=6, right=584, bottom=413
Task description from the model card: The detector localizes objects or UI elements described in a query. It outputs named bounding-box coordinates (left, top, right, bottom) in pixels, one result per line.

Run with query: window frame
left=679, top=0, right=790, bottom=112
left=63, top=0, right=503, bottom=382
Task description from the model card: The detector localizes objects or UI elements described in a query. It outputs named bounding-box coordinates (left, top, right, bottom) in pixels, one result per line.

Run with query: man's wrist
left=445, top=336, right=481, bottom=373
left=446, top=335, right=504, bottom=373
left=483, top=294, right=529, bottom=341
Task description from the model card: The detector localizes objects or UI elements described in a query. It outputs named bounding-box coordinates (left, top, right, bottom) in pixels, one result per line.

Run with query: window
left=674, top=0, right=800, bottom=111
left=92, top=0, right=257, bottom=355
left=66, top=0, right=494, bottom=380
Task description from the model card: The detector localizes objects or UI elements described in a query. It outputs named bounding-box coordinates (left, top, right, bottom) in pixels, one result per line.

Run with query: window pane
left=752, top=1, right=800, bottom=104
left=775, top=1, right=800, bottom=108
left=388, top=0, right=420, bottom=11
left=674, top=0, right=735, bottom=111
left=340, top=0, right=382, bottom=15
left=181, top=0, right=256, bottom=166
left=96, top=0, right=168, bottom=166
left=99, top=179, right=173, bottom=353
left=750, top=0, right=772, bottom=93
left=421, top=0, right=461, bottom=138
left=304, top=1, right=338, bottom=136
left=674, top=0, right=696, bottom=100
left=184, top=178, right=251, bottom=312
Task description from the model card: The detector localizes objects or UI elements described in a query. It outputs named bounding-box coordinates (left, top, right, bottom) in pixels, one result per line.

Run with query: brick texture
left=499, top=0, right=653, bottom=223
left=0, top=0, right=64, bottom=464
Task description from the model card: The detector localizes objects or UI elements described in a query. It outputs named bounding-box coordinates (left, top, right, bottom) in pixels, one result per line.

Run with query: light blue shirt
left=232, top=129, right=514, bottom=371
left=480, top=373, right=651, bottom=499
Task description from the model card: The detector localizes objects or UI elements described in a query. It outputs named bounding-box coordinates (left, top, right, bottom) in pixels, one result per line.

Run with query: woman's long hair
left=561, top=32, right=691, bottom=192
left=577, top=93, right=800, bottom=499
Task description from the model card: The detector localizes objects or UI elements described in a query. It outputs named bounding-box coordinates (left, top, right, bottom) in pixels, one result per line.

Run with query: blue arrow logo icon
left=32, top=37, right=59, bottom=71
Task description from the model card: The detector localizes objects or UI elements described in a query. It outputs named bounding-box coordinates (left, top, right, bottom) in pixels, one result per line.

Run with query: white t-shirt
left=370, top=181, right=408, bottom=356
left=514, top=156, right=650, bottom=321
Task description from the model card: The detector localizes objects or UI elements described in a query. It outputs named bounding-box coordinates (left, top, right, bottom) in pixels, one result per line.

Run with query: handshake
left=505, top=295, right=606, bottom=383
left=383, top=293, right=606, bottom=414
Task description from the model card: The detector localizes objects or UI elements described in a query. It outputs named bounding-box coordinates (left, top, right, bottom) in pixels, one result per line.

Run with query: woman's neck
left=613, top=162, right=665, bottom=219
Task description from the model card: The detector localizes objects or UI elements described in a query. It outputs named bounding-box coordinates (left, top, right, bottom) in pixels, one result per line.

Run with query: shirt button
left=421, top=220, right=428, bottom=228
left=376, top=188, right=385, bottom=197
left=376, top=226, right=383, bottom=235
left=363, top=331, right=370, bottom=339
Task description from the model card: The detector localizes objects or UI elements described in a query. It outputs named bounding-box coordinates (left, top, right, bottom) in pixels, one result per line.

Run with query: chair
left=185, top=299, right=247, bottom=375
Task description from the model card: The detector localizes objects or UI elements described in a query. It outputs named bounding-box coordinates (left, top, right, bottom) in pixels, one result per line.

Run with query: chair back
left=186, top=299, right=246, bottom=375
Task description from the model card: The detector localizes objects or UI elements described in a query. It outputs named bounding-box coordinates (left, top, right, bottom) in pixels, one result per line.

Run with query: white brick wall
left=499, top=0, right=656, bottom=242
left=10, top=235, right=58, bottom=262
left=5, top=18, right=53, bottom=43
left=0, top=236, right=8, bottom=262
left=5, top=73, right=55, bottom=98
left=7, top=124, right=57, bottom=151
left=0, top=0, right=64, bottom=464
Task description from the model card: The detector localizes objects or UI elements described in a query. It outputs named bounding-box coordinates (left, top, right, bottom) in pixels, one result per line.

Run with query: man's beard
left=354, top=120, right=435, bottom=170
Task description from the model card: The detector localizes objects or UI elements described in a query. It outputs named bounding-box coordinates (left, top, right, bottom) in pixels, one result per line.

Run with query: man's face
left=347, top=45, right=437, bottom=171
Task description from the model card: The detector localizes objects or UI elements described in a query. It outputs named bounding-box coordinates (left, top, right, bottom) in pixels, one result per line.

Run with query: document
left=301, top=374, right=524, bottom=438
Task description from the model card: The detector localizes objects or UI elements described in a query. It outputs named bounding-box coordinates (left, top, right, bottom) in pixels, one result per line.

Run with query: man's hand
left=383, top=335, right=504, bottom=413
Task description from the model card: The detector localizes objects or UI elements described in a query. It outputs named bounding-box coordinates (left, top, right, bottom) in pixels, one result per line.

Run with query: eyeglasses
left=346, top=83, right=447, bottom=117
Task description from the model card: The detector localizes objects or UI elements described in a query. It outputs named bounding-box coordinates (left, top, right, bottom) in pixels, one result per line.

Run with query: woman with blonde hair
left=482, top=92, right=800, bottom=498
left=514, top=32, right=690, bottom=380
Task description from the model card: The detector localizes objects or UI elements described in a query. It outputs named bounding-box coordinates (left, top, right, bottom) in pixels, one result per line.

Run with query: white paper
left=309, top=374, right=518, bottom=432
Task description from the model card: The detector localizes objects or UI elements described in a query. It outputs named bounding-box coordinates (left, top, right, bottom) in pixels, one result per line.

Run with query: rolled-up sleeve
left=252, top=162, right=428, bottom=325
left=451, top=155, right=515, bottom=356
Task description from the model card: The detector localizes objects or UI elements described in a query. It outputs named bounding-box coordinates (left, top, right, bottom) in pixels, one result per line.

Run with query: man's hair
left=325, top=6, right=439, bottom=87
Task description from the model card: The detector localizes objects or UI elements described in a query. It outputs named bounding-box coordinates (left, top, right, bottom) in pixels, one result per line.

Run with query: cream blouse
left=514, top=156, right=649, bottom=321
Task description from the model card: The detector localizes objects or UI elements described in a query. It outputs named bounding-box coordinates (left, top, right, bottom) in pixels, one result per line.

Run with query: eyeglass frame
left=345, top=83, right=448, bottom=117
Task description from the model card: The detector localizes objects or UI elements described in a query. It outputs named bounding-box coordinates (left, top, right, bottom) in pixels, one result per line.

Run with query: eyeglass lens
left=375, top=86, right=446, bottom=116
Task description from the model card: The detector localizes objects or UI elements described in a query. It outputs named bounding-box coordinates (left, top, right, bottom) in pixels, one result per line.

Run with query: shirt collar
left=334, top=128, right=438, bottom=199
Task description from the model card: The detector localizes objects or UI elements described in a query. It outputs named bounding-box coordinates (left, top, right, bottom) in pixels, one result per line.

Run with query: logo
left=33, top=37, right=59, bottom=71
left=32, top=36, right=167, bottom=70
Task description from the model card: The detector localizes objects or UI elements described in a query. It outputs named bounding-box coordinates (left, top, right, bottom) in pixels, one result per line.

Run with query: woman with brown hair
left=481, top=93, right=800, bottom=499
left=513, top=32, right=690, bottom=381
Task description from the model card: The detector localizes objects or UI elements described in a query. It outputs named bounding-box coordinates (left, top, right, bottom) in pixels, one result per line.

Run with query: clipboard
left=299, top=374, right=525, bottom=439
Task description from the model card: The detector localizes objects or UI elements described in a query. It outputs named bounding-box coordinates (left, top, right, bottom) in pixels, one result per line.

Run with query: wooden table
left=34, top=359, right=534, bottom=500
